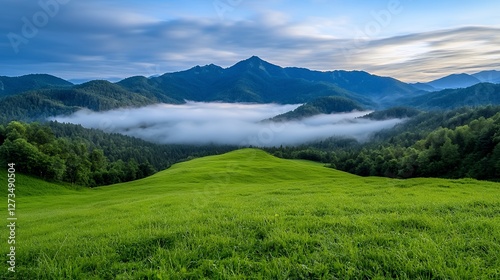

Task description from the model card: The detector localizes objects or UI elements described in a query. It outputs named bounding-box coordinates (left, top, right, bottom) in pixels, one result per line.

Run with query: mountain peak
left=177, top=63, right=224, bottom=76
left=472, top=70, right=500, bottom=83
left=248, top=55, right=264, bottom=61
left=237, top=56, right=269, bottom=66
left=228, top=56, right=286, bottom=77
left=427, top=73, right=480, bottom=89
left=203, top=63, right=224, bottom=71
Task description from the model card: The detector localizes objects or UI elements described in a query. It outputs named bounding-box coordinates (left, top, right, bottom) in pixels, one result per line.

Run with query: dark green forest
left=269, top=96, right=364, bottom=122
left=0, top=121, right=236, bottom=187
left=1, top=106, right=498, bottom=187
left=266, top=106, right=500, bottom=181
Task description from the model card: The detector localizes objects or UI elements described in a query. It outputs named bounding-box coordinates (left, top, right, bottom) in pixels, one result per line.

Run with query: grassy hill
left=2, top=149, right=499, bottom=279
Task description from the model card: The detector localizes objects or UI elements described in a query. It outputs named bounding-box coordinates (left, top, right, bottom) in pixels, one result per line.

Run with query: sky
left=1, top=0, right=499, bottom=82
left=50, top=102, right=403, bottom=147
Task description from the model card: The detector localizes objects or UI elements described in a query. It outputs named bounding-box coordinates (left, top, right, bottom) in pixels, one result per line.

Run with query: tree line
left=0, top=121, right=236, bottom=187
left=265, top=106, right=500, bottom=181
left=1, top=106, right=498, bottom=186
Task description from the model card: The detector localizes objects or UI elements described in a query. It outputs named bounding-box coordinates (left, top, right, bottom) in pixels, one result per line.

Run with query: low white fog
left=50, top=102, right=403, bottom=147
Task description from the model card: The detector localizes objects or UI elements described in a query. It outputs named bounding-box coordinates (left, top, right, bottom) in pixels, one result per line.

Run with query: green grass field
left=1, top=148, right=500, bottom=279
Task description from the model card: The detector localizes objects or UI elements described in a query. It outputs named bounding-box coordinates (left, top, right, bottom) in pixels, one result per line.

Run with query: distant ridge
left=0, top=74, right=73, bottom=97
left=427, top=73, right=481, bottom=90
left=1, top=57, right=500, bottom=122
left=473, top=70, right=500, bottom=84
left=417, top=70, right=500, bottom=91
left=408, top=82, right=500, bottom=109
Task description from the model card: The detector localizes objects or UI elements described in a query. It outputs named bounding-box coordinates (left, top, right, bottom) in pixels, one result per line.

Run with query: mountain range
left=117, top=56, right=413, bottom=107
left=0, top=56, right=499, bottom=122
left=412, top=70, right=500, bottom=91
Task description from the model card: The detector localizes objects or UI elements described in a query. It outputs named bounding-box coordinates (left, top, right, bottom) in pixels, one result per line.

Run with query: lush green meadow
left=1, top=149, right=500, bottom=279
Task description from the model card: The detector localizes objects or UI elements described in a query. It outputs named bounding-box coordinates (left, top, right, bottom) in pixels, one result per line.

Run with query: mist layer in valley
left=50, top=102, right=404, bottom=147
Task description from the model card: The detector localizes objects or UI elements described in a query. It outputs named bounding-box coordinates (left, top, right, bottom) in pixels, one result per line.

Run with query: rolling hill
left=269, top=96, right=364, bottom=122
left=2, top=149, right=499, bottom=279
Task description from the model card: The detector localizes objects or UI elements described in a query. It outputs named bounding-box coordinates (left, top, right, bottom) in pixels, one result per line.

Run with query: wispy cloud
left=1, top=1, right=499, bottom=82
left=49, top=102, right=403, bottom=147
left=352, top=27, right=500, bottom=82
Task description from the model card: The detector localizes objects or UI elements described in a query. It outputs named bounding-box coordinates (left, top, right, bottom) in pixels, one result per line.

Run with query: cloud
left=49, top=102, right=403, bottom=147
left=351, top=27, right=500, bottom=82
left=1, top=1, right=498, bottom=82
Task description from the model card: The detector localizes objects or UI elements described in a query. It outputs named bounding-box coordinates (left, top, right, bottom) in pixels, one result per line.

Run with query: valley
left=2, top=1, right=500, bottom=278
left=1, top=57, right=500, bottom=123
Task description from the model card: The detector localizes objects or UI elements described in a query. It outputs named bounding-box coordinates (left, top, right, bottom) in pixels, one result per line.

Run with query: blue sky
left=1, top=0, right=499, bottom=82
